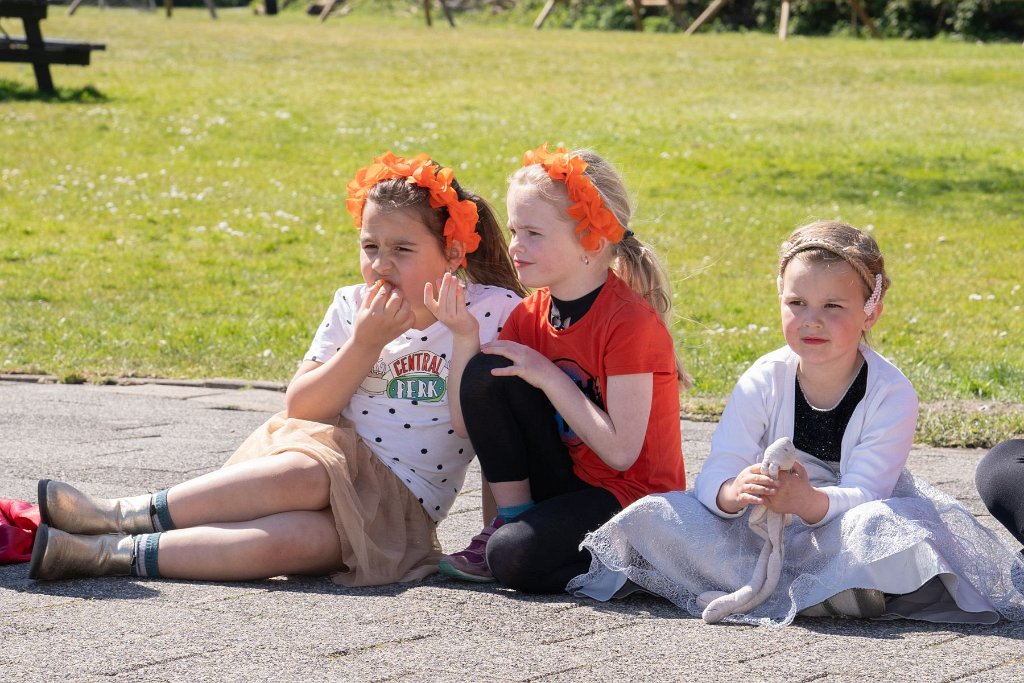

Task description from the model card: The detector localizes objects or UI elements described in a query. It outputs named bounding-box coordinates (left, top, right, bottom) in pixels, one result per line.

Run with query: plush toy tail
left=700, top=437, right=797, bottom=624
left=700, top=538, right=772, bottom=624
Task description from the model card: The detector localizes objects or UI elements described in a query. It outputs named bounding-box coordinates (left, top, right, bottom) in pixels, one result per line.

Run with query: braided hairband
left=778, top=239, right=884, bottom=316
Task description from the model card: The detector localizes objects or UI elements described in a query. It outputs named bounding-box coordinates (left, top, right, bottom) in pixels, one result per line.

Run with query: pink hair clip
left=863, top=273, right=883, bottom=316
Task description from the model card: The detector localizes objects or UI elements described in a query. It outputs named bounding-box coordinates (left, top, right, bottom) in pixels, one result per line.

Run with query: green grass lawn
left=1, top=8, right=1021, bottom=443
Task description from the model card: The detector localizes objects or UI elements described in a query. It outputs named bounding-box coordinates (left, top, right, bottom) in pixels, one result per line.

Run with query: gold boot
left=800, top=588, right=887, bottom=618
left=38, top=479, right=155, bottom=534
left=28, top=525, right=134, bottom=581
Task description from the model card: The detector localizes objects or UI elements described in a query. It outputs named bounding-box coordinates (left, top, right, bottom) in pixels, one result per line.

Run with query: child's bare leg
left=166, top=452, right=331, bottom=528
left=487, top=480, right=532, bottom=509
left=481, top=474, right=497, bottom=525
left=155, top=509, right=344, bottom=580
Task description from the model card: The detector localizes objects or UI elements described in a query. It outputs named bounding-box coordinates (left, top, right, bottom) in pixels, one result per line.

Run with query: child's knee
left=462, top=354, right=516, bottom=406
left=465, top=353, right=512, bottom=383
left=486, top=523, right=541, bottom=591
left=976, top=439, right=1024, bottom=501
left=270, top=512, right=342, bottom=570
left=989, top=439, right=1024, bottom=464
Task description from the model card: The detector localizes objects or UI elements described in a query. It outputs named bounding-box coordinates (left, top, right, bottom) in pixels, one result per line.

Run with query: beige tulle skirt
left=224, top=412, right=441, bottom=587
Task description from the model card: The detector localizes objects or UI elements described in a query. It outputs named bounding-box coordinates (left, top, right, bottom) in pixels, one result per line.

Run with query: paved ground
left=1, top=378, right=1022, bottom=682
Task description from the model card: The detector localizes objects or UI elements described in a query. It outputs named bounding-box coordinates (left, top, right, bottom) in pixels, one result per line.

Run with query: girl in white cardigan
left=569, top=221, right=1024, bottom=625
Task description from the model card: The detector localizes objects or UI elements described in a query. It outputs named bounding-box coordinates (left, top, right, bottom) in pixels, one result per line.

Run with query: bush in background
left=515, top=0, right=1024, bottom=41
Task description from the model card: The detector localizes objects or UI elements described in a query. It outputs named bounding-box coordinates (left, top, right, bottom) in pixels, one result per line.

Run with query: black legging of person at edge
left=975, top=439, right=1024, bottom=549
left=460, top=353, right=622, bottom=594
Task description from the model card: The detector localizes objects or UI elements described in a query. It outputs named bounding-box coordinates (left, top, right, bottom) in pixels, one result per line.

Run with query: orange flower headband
left=346, top=152, right=481, bottom=268
left=522, top=144, right=626, bottom=250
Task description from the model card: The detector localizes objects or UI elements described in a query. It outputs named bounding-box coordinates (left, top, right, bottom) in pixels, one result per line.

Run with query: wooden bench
left=0, top=0, right=105, bottom=93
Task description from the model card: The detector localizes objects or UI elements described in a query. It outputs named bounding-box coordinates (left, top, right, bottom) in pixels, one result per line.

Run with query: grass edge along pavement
left=2, top=373, right=1020, bottom=449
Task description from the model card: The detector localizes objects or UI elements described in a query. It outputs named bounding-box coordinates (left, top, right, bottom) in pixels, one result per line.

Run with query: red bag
left=0, top=498, right=41, bottom=564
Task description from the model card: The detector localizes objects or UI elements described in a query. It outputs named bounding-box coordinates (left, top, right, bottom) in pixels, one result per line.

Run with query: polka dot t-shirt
left=305, top=282, right=521, bottom=522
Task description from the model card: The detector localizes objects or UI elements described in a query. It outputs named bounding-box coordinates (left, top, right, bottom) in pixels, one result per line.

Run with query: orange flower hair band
left=346, top=152, right=481, bottom=267
left=522, top=144, right=626, bottom=250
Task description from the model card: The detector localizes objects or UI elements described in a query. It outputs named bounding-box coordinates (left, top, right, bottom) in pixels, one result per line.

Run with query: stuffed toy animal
left=699, top=437, right=798, bottom=624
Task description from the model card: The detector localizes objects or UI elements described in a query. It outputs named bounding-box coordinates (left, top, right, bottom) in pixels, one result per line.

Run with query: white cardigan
left=694, top=345, right=919, bottom=527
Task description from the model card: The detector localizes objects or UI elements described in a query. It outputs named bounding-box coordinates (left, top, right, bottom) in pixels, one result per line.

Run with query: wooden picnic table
left=0, top=0, right=105, bottom=93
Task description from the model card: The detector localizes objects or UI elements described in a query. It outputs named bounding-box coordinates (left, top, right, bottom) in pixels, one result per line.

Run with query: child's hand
left=424, top=273, right=479, bottom=339
left=481, top=340, right=558, bottom=390
left=353, top=280, right=415, bottom=348
left=761, top=460, right=828, bottom=523
left=716, top=464, right=779, bottom=514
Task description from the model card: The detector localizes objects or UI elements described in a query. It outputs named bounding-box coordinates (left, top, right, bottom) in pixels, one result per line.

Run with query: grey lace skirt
left=568, top=471, right=1024, bottom=626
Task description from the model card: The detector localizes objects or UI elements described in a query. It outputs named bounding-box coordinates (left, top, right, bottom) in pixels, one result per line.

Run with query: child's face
left=359, top=201, right=455, bottom=328
left=779, top=256, right=879, bottom=372
left=506, top=184, right=587, bottom=296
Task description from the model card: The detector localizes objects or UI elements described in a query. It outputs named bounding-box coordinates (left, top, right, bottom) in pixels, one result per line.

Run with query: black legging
left=975, top=439, right=1024, bottom=547
left=461, top=352, right=622, bottom=593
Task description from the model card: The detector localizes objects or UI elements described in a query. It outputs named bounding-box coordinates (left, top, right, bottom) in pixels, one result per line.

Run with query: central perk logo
left=387, top=375, right=445, bottom=401
left=360, top=351, right=448, bottom=402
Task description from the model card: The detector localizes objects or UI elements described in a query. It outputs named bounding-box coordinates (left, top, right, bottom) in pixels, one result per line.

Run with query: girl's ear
left=585, top=236, right=610, bottom=260
left=863, top=301, right=884, bottom=330
left=446, top=239, right=467, bottom=270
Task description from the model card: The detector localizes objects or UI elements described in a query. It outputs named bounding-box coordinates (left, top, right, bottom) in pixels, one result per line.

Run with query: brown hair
left=510, top=151, right=691, bottom=388
left=778, top=220, right=889, bottom=301
left=367, top=178, right=528, bottom=298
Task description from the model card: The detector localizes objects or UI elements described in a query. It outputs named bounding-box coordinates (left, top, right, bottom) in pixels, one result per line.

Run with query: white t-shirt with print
left=304, top=282, right=521, bottom=522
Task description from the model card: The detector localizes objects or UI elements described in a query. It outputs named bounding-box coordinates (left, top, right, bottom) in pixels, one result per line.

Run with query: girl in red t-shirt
left=427, top=145, right=689, bottom=593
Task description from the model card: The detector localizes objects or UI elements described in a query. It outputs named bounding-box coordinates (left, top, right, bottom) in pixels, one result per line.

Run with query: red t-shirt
left=500, top=272, right=686, bottom=507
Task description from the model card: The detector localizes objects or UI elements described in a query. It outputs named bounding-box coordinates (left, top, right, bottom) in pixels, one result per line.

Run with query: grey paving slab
left=1, top=380, right=1022, bottom=682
